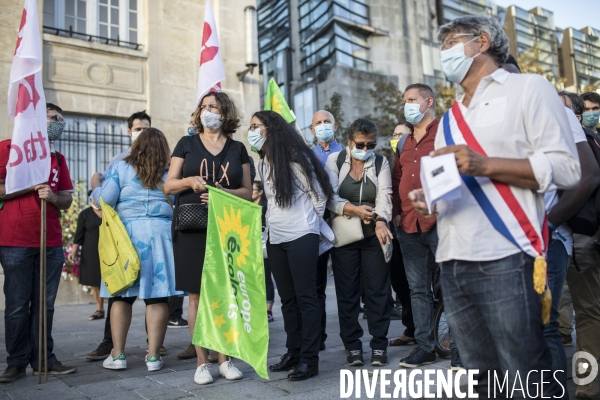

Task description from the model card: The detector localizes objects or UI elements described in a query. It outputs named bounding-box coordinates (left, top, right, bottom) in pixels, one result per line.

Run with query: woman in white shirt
left=249, top=110, right=332, bottom=382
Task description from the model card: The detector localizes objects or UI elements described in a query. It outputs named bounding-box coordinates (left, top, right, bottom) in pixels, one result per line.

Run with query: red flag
left=5, top=0, right=49, bottom=194
left=197, top=0, right=225, bottom=104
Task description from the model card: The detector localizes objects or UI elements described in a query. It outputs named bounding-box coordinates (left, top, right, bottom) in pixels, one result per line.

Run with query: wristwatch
left=375, top=217, right=387, bottom=224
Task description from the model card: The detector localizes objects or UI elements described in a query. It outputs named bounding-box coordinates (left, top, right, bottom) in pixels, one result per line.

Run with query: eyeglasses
left=47, top=115, right=64, bottom=123
left=354, top=142, right=377, bottom=150
left=392, top=133, right=404, bottom=139
left=250, top=124, right=266, bottom=131
left=441, top=34, right=478, bottom=51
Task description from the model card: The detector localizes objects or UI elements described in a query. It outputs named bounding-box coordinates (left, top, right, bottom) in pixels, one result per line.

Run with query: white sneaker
left=219, top=360, right=243, bottom=380
left=194, top=363, right=213, bottom=385
left=145, top=355, right=163, bottom=372
left=103, top=352, right=127, bottom=370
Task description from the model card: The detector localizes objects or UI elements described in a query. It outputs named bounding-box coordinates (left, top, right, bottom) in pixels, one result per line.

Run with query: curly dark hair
left=124, top=128, right=170, bottom=189
left=252, top=111, right=332, bottom=208
left=347, top=118, right=378, bottom=142
left=194, top=92, right=241, bottom=135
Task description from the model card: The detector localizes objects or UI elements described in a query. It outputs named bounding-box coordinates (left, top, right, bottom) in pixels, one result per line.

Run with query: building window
left=43, top=0, right=141, bottom=49
left=293, top=87, right=316, bottom=143
left=421, top=42, right=441, bottom=77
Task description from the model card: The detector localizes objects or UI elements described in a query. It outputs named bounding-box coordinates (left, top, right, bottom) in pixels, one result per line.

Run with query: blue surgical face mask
left=314, top=123, right=335, bottom=143
left=351, top=146, right=373, bottom=161
left=582, top=111, right=600, bottom=128
left=248, top=128, right=266, bottom=152
left=404, top=99, right=430, bottom=125
left=440, top=37, right=480, bottom=84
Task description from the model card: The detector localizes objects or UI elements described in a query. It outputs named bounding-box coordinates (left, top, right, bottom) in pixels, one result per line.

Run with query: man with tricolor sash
left=410, top=16, right=580, bottom=397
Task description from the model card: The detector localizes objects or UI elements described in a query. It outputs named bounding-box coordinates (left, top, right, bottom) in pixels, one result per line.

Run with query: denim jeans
left=396, top=226, right=437, bottom=353
left=441, top=253, right=561, bottom=398
left=0, top=246, right=64, bottom=369
left=544, top=239, right=569, bottom=398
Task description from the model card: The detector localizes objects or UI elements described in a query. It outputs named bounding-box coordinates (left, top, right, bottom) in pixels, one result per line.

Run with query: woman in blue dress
left=99, top=128, right=181, bottom=373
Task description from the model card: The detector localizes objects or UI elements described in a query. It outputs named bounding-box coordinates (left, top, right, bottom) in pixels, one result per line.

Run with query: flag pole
left=38, top=199, right=47, bottom=383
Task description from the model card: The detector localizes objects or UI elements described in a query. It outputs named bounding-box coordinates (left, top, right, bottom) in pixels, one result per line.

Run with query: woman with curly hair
left=165, top=92, right=252, bottom=385
left=249, top=110, right=332, bottom=381
left=100, top=128, right=182, bottom=373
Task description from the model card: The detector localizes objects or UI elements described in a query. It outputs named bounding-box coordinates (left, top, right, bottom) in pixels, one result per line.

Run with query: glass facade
left=572, top=28, right=600, bottom=89
left=298, top=0, right=371, bottom=82
left=441, top=0, right=497, bottom=24
left=512, top=6, right=559, bottom=79
left=257, top=0, right=292, bottom=105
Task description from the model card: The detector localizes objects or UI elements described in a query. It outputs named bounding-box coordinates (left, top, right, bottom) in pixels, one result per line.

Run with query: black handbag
left=175, top=203, right=209, bottom=231
left=174, top=138, right=233, bottom=231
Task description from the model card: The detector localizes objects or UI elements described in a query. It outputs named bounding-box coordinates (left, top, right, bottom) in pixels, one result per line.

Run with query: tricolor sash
left=441, top=102, right=548, bottom=259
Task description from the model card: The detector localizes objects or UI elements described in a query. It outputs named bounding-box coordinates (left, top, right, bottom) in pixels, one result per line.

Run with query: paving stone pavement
left=0, top=276, right=587, bottom=399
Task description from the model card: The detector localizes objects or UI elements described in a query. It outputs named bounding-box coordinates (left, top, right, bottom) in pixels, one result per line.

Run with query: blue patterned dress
left=99, top=161, right=182, bottom=299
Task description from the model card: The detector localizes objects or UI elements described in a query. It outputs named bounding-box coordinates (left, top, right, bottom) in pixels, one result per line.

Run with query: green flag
left=264, top=78, right=295, bottom=123
left=193, top=186, right=269, bottom=379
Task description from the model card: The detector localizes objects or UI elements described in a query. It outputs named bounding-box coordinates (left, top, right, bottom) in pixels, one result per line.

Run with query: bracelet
left=548, top=222, right=557, bottom=232
left=375, top=217, right=387, bottom=223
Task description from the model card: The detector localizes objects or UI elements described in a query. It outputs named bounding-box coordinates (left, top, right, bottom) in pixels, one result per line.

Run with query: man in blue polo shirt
left=310, top=110, right=342, bottom=350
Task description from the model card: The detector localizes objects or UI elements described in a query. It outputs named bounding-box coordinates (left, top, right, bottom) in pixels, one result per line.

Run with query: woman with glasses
left=249, top=110, right=332, bottom=381
left=324, top=118, right=394, bottom=368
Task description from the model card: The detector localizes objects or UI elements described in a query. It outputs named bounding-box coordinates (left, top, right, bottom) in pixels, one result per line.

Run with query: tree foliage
left=365, top=81, right=404, bottom=136
left=434, top=83, right=456, bottom=117
left=324, top=92, right=345, bottom=140
left=517, top=46, right=566, bottom=90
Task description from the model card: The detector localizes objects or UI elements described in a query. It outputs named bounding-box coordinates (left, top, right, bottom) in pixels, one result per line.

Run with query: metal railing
left=53, top=121, right=131, bottom=193
left=43, top=25, right=143, bottom=50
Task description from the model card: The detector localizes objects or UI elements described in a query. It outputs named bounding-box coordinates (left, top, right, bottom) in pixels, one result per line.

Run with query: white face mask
left=131, top=130, right=143, bottom=142
left=201, top=110, right=223, bottom=131
left=440, top=37, right=481, bottom=84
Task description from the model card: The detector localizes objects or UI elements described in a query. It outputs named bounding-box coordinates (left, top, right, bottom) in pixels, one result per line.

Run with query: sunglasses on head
left=354, top=142, right=376, bottom=150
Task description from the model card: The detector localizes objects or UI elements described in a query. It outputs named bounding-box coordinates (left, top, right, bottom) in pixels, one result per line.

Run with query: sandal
left=88, top=310, right=105, bottom=320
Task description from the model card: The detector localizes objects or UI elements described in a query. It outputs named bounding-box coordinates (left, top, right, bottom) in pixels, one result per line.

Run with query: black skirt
left=173, top=227, right=207, bottom=293
left=75, top=208, right=102, bottom=287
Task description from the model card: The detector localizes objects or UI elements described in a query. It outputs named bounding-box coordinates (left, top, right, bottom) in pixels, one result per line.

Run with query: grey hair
left=558, top=91, right=584, bottom=116
left=438, top=16, right=509, bottom=67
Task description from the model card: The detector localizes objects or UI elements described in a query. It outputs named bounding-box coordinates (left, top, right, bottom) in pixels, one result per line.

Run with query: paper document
left=420, top=154, right=463, bottom=214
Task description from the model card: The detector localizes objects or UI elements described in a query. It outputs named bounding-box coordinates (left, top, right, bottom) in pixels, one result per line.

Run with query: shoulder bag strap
left=157, top=182, right=174, bottom=209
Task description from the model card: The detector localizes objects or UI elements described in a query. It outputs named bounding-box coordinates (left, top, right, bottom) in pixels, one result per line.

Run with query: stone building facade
left=1, top=0, right=260, bottom=190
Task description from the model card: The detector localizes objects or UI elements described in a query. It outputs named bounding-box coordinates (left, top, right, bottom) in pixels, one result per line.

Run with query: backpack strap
left=374, top=153, right=383, bottom=176
left=396, top=134, right=409, bottom=157
left=54, top=151, right=62, bottom=167
left=336, top=149, right=347, bottom=172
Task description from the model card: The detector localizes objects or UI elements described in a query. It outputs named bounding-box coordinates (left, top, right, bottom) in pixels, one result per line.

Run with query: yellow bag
left=98, top=197, right=140, bottom=296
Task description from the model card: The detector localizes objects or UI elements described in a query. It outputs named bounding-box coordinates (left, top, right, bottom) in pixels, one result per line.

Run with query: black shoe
left=346, top=349, right=363, bottom=366
left=320, top=341, right=326, bottom=351
left=371, top=349, right=387, bottom=366
left=270, top=353, right=300, bottom=371
left=287, top=363, right=318, bottom=381
left=398, top=347, right=436, bottom=368
left=86, top=341, right=112, bottom=360
left=33, top=361, right=77, bottom=376
left=390, top=308, right=402, bottom=321
left=0, top=366, right=26, bottom=383
left=451, top=347, right=464, bottom=371
left=168, top=317, right=188, bottom=328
